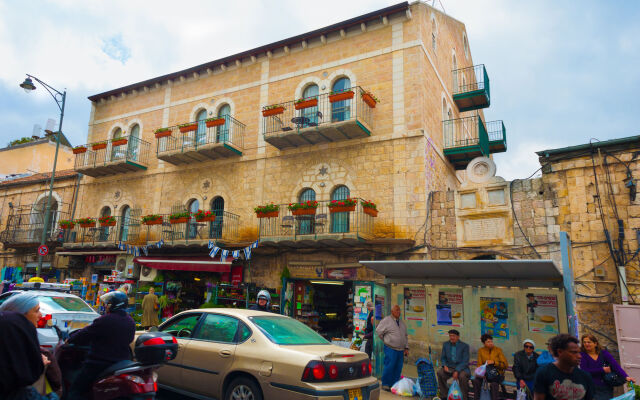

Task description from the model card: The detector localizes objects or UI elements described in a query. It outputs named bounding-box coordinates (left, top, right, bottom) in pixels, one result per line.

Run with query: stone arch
left=291, top=161, right=359, bottom=201
left=324, top=69, right=357, bottom=93
left=33, top=191, right=63, bottom=208
left=213, top=97, right=236, bottom=117
left=97, top=203, right=115, bottom=216
left=108, top=123, right=126, bottom=140
left=181, top=193, right=204, bottom=210
left=294, top=77, right=322, bottom=100
left=127, top=118, right=144, bottom=137
left=463, top=32, right=469, bottom=58
left=189, top=102, right=211, bottom=121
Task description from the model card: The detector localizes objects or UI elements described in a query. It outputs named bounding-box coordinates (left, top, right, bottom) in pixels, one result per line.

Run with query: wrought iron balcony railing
left=62, top=215, right=141, bottom=245
left=140, top=212, right=240, bottom=244
left=452, top=64, right=490, bottom=112
left=1, top=210, right=69, bottom=246
left=74, top=136, right=150, bottom=177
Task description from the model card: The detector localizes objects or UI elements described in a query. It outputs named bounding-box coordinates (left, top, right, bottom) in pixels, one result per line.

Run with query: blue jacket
left=441, top=340, right=470, bottom=373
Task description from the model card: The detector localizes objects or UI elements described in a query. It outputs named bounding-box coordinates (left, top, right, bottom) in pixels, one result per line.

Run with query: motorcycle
left=53, top=326, right=178, bottom=400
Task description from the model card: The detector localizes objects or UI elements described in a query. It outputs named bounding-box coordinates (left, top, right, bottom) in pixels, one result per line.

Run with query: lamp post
left=19, top=75, right=66, bottom=278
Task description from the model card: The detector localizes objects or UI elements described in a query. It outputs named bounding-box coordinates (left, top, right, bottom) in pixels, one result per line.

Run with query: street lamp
left=19, top=74, right=66, bottom=278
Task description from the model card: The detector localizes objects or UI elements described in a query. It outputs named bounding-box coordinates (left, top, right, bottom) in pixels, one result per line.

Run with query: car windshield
left=250, top=316, right=329, bottom=345
left=38, top=295, right=94, bottom=312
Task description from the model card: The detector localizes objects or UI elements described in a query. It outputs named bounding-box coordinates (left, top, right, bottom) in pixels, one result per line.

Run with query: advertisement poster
left=403, top=287, right=426, bottom=322
left=480, top=297, right=510, bottom=340
left=527, top=294, right=559, bottom=333
left=375, top=294, right=385, bottom=320
left=325, top=268, right=358, bottom=280
left=436, top=290, right=464, bottom=326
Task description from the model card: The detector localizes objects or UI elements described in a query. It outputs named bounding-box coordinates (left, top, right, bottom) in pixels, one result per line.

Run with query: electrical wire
left=582, top=323, right=619, bottom=347
left=575, top=282, right=617, bottom=299
left=509, top=180, right=541, bottom=259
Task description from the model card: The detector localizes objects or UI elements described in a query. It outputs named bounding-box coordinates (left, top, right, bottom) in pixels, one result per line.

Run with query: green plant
left=330, top=88, right=353, bottom=95
left=73, top=145, right=86, bottom=150
left=75, top=217, right=96, bottom=225
left=98, top=215, right=116, bottom=224
left=205, top=117, right=224, bottom=122
left=287, top=200, right=318, bottom=211
left=153, top=273, right=164, bottom=283
left=361, top=91, right=380, bottom=103
left=295, top=96, right=316, bottom=104
left=361, top=200, right=377, bottom=210
left=9, top=137, right=35, bottom=146
left=154, top=127, right=170, bottom=133
left=263, top=104, right=285, bottom=111
left=280, top=266, right=291, bottom=280
left=193, top=209, right=213, bottom=220
left=59, top=219, right=74, bottom=227
left=169, top=211, right=191, bottom=220
left=254, top=203, right=280, bottom=213
left=142, top=214, right=162, bottom=223
left=178, top=122, right=196, bottom=128
left=158, top=295, right=169, bottom=309
left=93, top=140, right=107, bottom=145
left=328, top=198, right=357, bottom=208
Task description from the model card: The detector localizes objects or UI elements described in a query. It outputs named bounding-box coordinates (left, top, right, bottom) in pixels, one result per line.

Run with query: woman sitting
left=473, top=334, right=508, bottom=400
left=580, top=334, right=635, bottom=400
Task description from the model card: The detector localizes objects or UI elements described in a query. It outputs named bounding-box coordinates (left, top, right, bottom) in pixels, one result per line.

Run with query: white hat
left=523, top=339, right=535, bottom=347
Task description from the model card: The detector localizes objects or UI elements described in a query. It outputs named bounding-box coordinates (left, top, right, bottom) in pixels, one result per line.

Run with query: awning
left=133, top=257, right=231, bottom=272
left=358, top=259, right=563, bottom=288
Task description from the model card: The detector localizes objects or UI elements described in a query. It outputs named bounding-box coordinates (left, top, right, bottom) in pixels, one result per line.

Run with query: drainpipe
left=618, top=266, right=629, bottom=305
left=70, top=173, right=82, bottom=221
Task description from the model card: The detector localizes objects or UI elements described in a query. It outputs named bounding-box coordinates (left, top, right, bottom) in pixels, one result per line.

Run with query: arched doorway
left=196, top=109, right=207, bottom=146
left=119, top=205, right=131, bottom=241
left=300, top=84, right=319, bottom=127
left=331, top=185, right=350, bottom=233
left=217, top=105, right=231, bottom=143
left=187, top=199, right=199, bottom=239
left=298, top=188, right=316, bottom=235
left=111, top=127, right=124, bottom=161
left=99, top=206, right=111, bottom=241
left=128, top=124, right=140, bottom=161
left=30, top=196, right=58, bottom=240
left=210, top=197, right=224, bottom=238
left=331, top=77, right=351, bottom=122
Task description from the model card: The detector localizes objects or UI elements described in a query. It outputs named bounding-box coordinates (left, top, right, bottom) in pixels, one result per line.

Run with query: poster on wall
left=436, top=289, right=464, bottom=326
left=403, top=287, right=426, bottom=323
left=375, top=294, right=385, bottom=320
left=527, top=293, right=559, bottom=334
left=480, top=297, right=510, bottom=340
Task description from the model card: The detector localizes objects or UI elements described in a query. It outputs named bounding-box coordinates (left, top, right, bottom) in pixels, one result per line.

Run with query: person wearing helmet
left=67, top=291, right=135, bottom=400
left=250, top=289, right=272, bottom=312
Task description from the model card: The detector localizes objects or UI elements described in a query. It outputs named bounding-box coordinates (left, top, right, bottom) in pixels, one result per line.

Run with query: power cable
left=582, top=323, right=619, bottom=347
left=509, top=180, right=541, bottom=259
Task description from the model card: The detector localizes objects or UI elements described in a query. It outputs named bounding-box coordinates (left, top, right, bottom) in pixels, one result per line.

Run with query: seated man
left=437, top=329, right=470, bottom=400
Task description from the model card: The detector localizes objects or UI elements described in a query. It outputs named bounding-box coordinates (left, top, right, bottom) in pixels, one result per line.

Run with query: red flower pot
left=205, top=118, right=225, bottom=127
left=100, top=221, right=117, bottom=227
left=294, top=98, right=318, bottom=110
left=262, top=107, right=285, bottom=117
left=179, top=124, right=198, bottom=133
left=256, top=211, right=279, bottom=218
left=195, top=216, right=216, bottom=222
left=73, top=147, right=87, bottom=154
left=169, top=217, right=189, bottom=224
left=112, top=139, right=128, bottom=146
left=329, top=91, right=354, bottom=103
left=291, top=208, right=317, bottom=216
left=155, top=131, right=172, bottom=139
left=143, top=219, right=163, bottom=226
left=362, top=93, right=377, bottom=108
left=80, top=222, right=96, bottom=228
left=329, top=205, right=356, bottom=213
left=363, top=208, right=378, bottom=217
left=92, top=143, right=107, bottom=150
left=60, top=223, right=75, bottom=230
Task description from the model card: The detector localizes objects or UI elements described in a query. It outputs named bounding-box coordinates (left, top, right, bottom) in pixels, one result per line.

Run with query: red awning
left=133, top=256, right=231, bottom=272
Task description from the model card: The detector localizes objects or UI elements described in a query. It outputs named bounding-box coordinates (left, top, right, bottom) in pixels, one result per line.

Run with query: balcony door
left=196, top=109, right=207, bottom=147
left=119, top=205, right=131, bottom=242
left=216, top=105, right=230, bottom=143
left=111, top=127, right=125, bottom=161
left=210, top=197, right=224, bottom=239
left=331, top=77, right=351, bottom=122
left=99, top=207, right=111, bottom=241
left=297, top=188, right=315, bottom=235
left=330, top=185, right=350, bottom=233
left=187, top=199, right=199, bottom=240
left=30, top=198, right=58, bottom=241
left=128, top=124, right=140, bottom=162
left=300, top=84, right=319, bottom=128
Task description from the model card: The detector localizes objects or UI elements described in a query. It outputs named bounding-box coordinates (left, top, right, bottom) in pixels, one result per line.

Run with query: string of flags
left=118, top=239, right=164, bottom=257
left=209, top=240, right=258, bottom=262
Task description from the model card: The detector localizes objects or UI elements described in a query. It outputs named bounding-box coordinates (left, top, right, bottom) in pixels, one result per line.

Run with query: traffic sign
left=37, top=245, right=49, bottom=256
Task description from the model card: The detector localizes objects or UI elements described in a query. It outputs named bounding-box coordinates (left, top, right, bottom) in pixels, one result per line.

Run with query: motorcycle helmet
left=256, top=290, right=271, bottom=309
left=103, top=291, right=129, bottom=312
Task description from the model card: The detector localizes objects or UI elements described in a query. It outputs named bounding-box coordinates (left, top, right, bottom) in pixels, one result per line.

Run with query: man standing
left=363, top=301, right=375, bottom=359
left=376, top=304, right=408, bottom=391
left=534, top=334, right=594, bottom=400
left=141, top=287, right=159, bottom=329
left=437, top=329, right=470, bottom=400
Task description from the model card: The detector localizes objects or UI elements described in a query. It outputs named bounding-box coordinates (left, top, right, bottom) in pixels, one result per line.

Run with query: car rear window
left=38, top=296, right=94, bottom=312
left=250, top=316, right=329, bottom=345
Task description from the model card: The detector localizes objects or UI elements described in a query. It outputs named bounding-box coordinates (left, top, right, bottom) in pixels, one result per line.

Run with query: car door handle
left=219, top=350, right=232, bottom=357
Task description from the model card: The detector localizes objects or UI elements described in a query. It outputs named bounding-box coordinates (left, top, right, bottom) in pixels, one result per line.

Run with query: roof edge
left=536, top=135, right=640, bottom=158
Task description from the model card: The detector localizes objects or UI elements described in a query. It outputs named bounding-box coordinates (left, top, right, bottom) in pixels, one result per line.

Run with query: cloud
left=101, top=34, right=131, bottom=64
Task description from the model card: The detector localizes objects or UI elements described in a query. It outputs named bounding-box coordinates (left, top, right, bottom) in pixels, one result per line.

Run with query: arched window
left=452, top=53, right=458, bottom=93
left=128, top=124, right=140, bottom=161
left=196, top=109, right=207, bottom=146
left=331, top=185, right=350, bottom=233
left=187, top=199, right=199, bottom=239
left=30, top=196, right=59, bottom=240
left=431, top=18, right=437, bottom=51
left=119, top=205, right=131, bottom=241
left=443, top=99, right=453, bottom=147
left=210, top=196, right=225, bottom=239
left=300, top=84, right=319, bottom=127
left=463, top=33, right=469, bottom=58
left=297, top=188, right=316, bottom=235
left=331, top=78, right=351, bottom=122
left=216, top=104, right=231, bottom=143
left=99, top=206, right=111, bottom=241
left=111, top=127, right=123, bottom=161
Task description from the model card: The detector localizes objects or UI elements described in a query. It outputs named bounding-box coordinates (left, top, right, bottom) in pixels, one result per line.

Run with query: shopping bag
left=475, top=362, right=488, bottom=378
left=413, top=380, right=423, bottom=397
left=610, top=389, right=635, bottom=400
left=391, top=377, right=416, bottom=397
left=479, top=381, right=492, bottom=400
left=359, top=339, right=367, bottom=351
left=516, top=388, right=528, bottom=400
left=447, top=379, right=462, bottom=400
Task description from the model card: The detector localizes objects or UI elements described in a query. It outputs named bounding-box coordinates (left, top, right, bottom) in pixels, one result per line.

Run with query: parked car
left=142, top=308, right=379, bottom=400
left=0, top=283, right=99, bottom=348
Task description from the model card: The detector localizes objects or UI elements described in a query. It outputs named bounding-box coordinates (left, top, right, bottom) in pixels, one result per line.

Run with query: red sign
left=37, top=245, right=49, bottom=256
left=231, top=266, right=243, bottom=286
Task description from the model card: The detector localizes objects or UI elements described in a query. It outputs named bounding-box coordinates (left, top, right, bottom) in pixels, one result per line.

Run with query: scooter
left=54, top=326, right=178, bottom=400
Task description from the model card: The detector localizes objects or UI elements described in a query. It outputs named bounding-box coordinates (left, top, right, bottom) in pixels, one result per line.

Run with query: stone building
left=0, top=133, right=75, bottom=178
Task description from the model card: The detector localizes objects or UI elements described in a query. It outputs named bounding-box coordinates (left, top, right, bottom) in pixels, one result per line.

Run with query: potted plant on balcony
left=361, top=200, right=378, bottom=217
left=91, top=141, right=107, bottom=151
left=59, top=219, right=75, bottom=229
left=328, top=198, right=357, bottom=213
left=205, top=117, right=226, bottom=128
left=112, top=137, right=128, bottom=146
left=361, top=91, right=379, bottom=108
left=294, top=96, right=318, bottom=110
left=329, top=88, right=354, bottom=103
left=76, top=217, right=96, bottom=228
left=254, top=203, right=280, bottom=218
left=169, top=211, right=191, bottom=224
left=194, top=210, right=215, bottom=222
left=288, top=200, right=318, bottom=216
left=99, top=215, right=117, bottom=227
left=178, top=122, right=198, bottom=133
left=262, top=104, right=286, bottom=117
left=72, top=146, right=87, bottom=154
left=142, top=214, right=163, bottom=225
left=154, top=128, right=172, bottom=139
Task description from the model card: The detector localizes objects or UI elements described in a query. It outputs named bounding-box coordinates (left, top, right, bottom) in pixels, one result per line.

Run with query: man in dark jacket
left=249, top=289, right=272, bottom=312
left=514, top=339, right=539, bottom=393
left=362, top=301, right=375, bottom=359
left=437, top=329, right=470, bottom=400
left=67, top=291, right=135, bottom=400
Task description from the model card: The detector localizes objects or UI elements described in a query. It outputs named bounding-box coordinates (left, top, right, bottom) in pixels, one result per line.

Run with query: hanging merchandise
left=208, top=240, right=259, bottom=262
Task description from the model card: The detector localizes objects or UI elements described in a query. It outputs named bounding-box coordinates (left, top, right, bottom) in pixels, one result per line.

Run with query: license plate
left=348, top=388, right=363, bottom=400
left=68, top=321, right=89, bottom=329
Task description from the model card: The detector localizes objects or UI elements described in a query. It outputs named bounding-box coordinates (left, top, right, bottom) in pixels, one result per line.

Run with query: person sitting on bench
left=473, top=334, right=508, bottom=400
left=437, top=329, right=470, bottom=400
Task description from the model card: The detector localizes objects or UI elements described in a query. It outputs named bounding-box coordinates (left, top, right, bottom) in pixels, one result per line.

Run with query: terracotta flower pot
left=112, top=139, right=128, bottom=146
left=179, top=124, right=198, bottom=133
left=256, top=211, right=279, bottom=218
left=143, top=219, right=163, bottom=226
left=362, top=93, right=377, bottom=108
left=80, top=222, right=96, bottom=228
left=262, top=107, right=285, bottom=117
left=363, top=208, right=378, bottom=217
left=100, top=221, right=116, bottom=227
left=329, top=205, right=356, bottom=213
left=60, top=223, right=75, bottom=230
left=205, top=118, right=225, bottom=127
left=294, top=98, right=318, bottom=110
left=92, top=143, right=107, bottom=150
left=195, top=216, right=216, bottom=222
left=291, top=208, right=317, bottom=216
left=329, top=91, right=354, bottom=103
left=169, top=217, right=189, bottom=224
left=155, top=130, right=172, bottom=139
left=73, top=147, right=87, bottom=154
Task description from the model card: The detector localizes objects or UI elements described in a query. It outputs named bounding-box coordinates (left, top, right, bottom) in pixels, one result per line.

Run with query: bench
left=468, top=361, right=517, bottom=399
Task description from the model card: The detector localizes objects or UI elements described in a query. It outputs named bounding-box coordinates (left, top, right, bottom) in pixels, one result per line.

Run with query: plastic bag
left=479, top=382, right=492, bottom=400
left=610, top=390, right=635, bottom=400
left=391, top=377, right=416, bottom=397
left=447, top=379, right=462, bottom=400
left=475, top=362, right=488, bottom=378
left=413, top=380, right=423, bottom=397
left=516, top=388, right=528, bottom=400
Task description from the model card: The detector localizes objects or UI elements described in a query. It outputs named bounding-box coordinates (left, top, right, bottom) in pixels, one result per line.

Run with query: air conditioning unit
left=139, top=265, right=159, bottom=282
left=115, top=255, right=137, bottom=278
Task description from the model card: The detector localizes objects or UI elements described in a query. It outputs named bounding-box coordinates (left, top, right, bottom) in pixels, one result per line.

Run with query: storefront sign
left=527, top=294, right=559, bottom=333
left=480, top=297, right=510, bottom=340
left=403, top=287, right=426, bottom=322
left=288, top=265, right=324, bottom=279
left=91, top=274, right=98, bottom=284
left=231, top=266, right=243, bottom=286
left=325, top=267, right=357, bottom=280
left=436, top=289, right=464, bottom=327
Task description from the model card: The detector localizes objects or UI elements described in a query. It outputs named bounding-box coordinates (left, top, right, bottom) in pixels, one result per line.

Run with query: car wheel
left=225, top=377, right=263, bottom=400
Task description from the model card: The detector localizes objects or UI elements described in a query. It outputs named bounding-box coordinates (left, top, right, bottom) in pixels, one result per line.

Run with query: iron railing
left=74, top=136, right=150, bottom=170
left=156, top=115, right=245, bottom=156
left=452, top=64, right=490, bottom=98
left=262, top=86, right=374, bottom=137
left=63, top=215, right=141, bottom=245
left=0, top=210, right=69, bottom=245
left=486, top=120, right=505, bottom=142
left=258, top=198, right=375, bottom=240
left=443, top=115, right=489, bottom=155
left=140, top=211, right=240, bottom=244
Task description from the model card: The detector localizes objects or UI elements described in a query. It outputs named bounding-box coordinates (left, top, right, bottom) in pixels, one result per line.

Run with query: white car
left=0, top=286, right=99, bottom=349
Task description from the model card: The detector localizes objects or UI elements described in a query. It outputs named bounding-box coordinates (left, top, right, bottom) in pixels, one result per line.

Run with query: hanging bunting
left=220, top=249, right=229, bottom=262
left=251, top=240, right=259, bottom=249
left=232, top=250, right=240, bottom=259
left=142, top=246, right=148, bottom=256
left=243, top=246, right=252, bottom=260
left=209, top=246, right=220, bottom=258
left=208, top=240, right=214, bottom=249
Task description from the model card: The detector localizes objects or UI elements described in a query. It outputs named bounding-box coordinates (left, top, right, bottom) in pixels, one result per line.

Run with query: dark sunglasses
left=524, top=345, right=534, bottom=349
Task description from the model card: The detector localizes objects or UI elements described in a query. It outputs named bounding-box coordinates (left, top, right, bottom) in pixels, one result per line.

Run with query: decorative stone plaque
left=463, top=217, right=505, bottom=241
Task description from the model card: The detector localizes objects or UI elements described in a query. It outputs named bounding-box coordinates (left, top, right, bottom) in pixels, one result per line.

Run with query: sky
left=1, top=0, right=639, bottom=180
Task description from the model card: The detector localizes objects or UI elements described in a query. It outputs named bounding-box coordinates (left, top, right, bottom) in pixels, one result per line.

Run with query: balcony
left=486, top=120, right=507, bottom=153
left=61, top=215, right=141, bottom=248
left=262, top=86, right=374, bottom=150
left=74, top=136, right=150, bottom=177
left=1, top=210, right=69, bottom=247
left=452, top=64, right=490, bottom=112
left=156, top=115, right=244, bottom=165
left=257, top=199, right=375, bottom=248
left=443, top=116, right=507, bottom=169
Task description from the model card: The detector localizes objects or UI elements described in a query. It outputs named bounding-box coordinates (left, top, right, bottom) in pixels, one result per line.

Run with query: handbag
left=603, top=362, right=626, bottom=387
left=485, top=365, right=501, bottom=383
